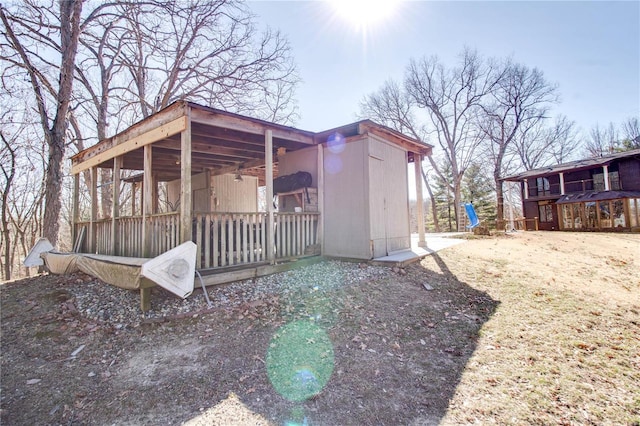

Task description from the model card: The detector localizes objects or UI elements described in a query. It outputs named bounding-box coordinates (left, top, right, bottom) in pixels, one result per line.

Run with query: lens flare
left=266, top=320, right=335, bottom=402
left=327, top=132, right=346, bottom=154
left=324, top=154, right=343, bottom=175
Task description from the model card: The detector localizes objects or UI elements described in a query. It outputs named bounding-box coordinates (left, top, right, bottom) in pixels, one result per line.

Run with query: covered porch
left=70, top=102, right=323, bottom=284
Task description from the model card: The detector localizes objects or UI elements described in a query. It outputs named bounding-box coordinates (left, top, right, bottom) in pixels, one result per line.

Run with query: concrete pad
left=371, top=232, right=467, bottom=267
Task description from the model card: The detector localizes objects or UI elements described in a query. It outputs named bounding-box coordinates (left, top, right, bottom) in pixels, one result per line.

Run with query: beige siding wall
left=368, top=135, right=411, bottom=253
left=323, top=137, right=370, bottom=259
left=277, top=146, right=318, bottom=186
left=210, top=174, right=258, bottom=212
left=167, top=172, right=258, bottom=213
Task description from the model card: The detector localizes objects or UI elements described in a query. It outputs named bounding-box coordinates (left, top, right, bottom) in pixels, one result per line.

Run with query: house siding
left=619, top=160, right=640, bottom=190
left=323, top=137, right=370, bottom=259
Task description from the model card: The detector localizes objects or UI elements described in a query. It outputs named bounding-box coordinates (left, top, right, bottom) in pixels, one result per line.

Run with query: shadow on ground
left=0, top=255, right=498, bottom=425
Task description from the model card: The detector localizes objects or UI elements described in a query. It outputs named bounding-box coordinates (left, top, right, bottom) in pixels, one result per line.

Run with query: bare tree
left=117, top=0, right=299, bottom=123
left=513, top=115, right=579, bottom=170
left=479, top=61, right=558, bottom=222
left=0, top=127, right=16, bottom=280
left=1, top=0, right=84, bottom=246
left=1, top=0, right=300, bottom=254
left=404, top=49, right=497, bottom=230
left=621, top=117, right=640, bottom=150
left=585, top=122, right=619, bottom=157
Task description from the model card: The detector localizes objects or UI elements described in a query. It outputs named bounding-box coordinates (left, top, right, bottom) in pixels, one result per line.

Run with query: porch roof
left=70, top=101, right=432, bottom=183
left=556, top=190, right=640, bottom=204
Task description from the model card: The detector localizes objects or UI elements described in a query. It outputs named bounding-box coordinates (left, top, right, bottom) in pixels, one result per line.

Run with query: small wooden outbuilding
left=69, top=101, right=432, bottom=286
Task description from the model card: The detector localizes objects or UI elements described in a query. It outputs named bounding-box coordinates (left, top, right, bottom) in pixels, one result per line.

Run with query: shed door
left=369, top=156, right=387, bottom=257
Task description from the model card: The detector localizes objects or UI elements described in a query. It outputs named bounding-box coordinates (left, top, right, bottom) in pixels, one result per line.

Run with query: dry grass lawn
left=1, top=231, right=638, bottom=425
left=434, top=231, right=640, bottom=425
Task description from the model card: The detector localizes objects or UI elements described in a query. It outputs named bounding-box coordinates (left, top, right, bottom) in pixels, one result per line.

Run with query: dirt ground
left=1, top=231, right=639, bottom=425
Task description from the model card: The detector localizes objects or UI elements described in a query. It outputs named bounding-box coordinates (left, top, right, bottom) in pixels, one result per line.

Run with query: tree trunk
left=454, top=182, right=462, bottom=232
left=42, top=131, right=64, bottom=245
left=495, top=175, right=504, bottom=225
left=1, top=136, right=15, bottom=280
left=42, top=0, right=84, bottom=246
left=420, top=167, right=440, bottom=232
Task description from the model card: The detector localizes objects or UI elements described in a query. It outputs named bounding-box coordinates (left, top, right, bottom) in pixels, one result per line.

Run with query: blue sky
left=248, top=1, right=639, bottom=136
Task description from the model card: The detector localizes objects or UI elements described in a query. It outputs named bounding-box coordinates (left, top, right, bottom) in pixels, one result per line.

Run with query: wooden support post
left=152, top=173, right=159, bottom=215
left=265, top=129, right=275, bottom=264
left=89, top=167, right=98, bottom=253
left=139, top=278, right=154, bottom=312
left=180, top=109, right=192, bottom=244
left=534, top=216, right=539, bottom=231
left=523, top=180, right=529, bottom=200
left=143, top=145, right=153, bottom=257
left=131, top=182, right=137, bottom=216
left=72, top=173, right=80, bottom=250
left=414, top=154, right=426, bottom=248
left=559, top=172, right=565, bottom=195
left=603, top=165, right=610, bottom=191
left=317, top=144, right=324, bottom=254
left=111, top=157, right=122, bottom=255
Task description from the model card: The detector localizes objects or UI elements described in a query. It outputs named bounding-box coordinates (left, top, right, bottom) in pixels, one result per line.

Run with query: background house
left=502, top=149, right=640, bottom=232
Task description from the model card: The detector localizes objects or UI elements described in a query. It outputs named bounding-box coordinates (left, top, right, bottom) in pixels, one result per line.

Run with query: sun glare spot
left=327, top=0, right=400, bottom=31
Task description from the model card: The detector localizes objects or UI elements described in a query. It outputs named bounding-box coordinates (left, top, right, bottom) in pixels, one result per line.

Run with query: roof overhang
left=502, top=148, right=640, bottom=182
left=70, top=101, right=433, bottom=183
left=556, top=190, right=640, bottom=204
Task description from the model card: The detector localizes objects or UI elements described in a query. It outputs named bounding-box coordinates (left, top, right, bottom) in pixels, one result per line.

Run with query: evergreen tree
left=432, top=160, right=456, bottom=232
left=462, top=162, right=497, bottom=226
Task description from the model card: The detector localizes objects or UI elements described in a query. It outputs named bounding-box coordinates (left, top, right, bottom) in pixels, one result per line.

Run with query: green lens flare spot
left=266, top=320, right=334, bottom=402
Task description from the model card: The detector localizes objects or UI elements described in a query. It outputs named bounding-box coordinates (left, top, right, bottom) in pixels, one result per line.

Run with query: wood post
left=603, top=165, right=610, bottom=191
left=559, top=172, right=565, bottom=195
left=265, top=129, right=275, bottom=264
left=180, top=108, right=192, bottom=244
left=414, top=154, right=426, bottom=248
left=142, top=145, right=153, bottom=257
left=131, top=182, right=137, bottom=216
left=317, top=143, right=324, bottom=253
left=89, top=167, right=98, bottom=253
left=111, top=157, right=122, bottom=255
left=72, top=173, right=79, bottom=251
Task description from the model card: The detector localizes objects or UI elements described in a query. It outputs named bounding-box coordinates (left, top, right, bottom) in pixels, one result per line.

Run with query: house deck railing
left=75, top=211, right=320, bottom=270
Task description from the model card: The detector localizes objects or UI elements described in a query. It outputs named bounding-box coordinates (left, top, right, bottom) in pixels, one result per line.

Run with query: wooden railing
left=147, top=212, right=180, bottom=257
left=495, top=217, right=539, bottom=231
left=76, top=213, right=179, bottom=257
left=274, top=212, right=320, bottom=259
left=192, top=212, right=269, bottom=269
left=76, top=211, right=321, bottom=269
left=117, top=216, right=144, bottom=257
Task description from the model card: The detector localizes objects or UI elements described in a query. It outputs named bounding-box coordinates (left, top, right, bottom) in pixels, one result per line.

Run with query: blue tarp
left=464, top=203, right=480, bottom=229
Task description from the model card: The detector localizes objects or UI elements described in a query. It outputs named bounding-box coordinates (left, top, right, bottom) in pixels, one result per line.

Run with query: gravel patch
left=67, top=260, right=394, bottom=328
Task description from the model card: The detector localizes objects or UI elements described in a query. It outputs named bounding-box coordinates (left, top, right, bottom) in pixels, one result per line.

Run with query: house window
left=561, top=204, right=573, bottom=229
left=538, top=204, right=554, bottom=223
left=593, top=171, right=621, bottom=191
left=599, top=201, right=611, bottom=228
left=593, top=173, right=604, bottom=191
left=630, top=199, right=639, bottom=227
left=613, top=200, right=625, bottom=227
left=610, top=171, right=621, bottom=190
left=536, top=177, right=550, bottom=196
